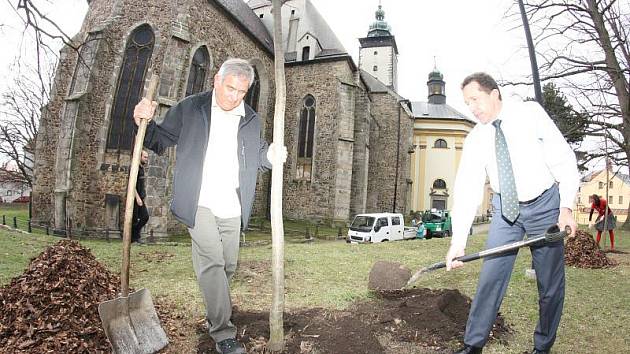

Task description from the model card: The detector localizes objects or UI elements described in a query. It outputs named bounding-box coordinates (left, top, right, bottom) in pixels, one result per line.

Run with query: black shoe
left=132, top=239, right=146, bottom=246
left=454, top=345, right=483, bottom=354
left=215, top=338, right=245, bottom=354
left=531, top=349, right=549, bottom=354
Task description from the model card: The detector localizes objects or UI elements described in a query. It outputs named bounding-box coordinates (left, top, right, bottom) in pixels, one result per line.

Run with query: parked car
left=347, top=213, right=416, bottom=243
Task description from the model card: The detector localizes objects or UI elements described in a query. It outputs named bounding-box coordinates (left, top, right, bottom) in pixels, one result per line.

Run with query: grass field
left=1, top=205, right=628, bottom=353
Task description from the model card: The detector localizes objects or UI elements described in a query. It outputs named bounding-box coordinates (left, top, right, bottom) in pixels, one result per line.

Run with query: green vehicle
left=421, top=209, right=452, bottom=239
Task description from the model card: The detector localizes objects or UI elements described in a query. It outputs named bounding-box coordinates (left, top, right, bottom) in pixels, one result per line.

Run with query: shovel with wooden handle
left=405, top=225, right=568, bottom=287
left=98, top=74, right=169, bottom=354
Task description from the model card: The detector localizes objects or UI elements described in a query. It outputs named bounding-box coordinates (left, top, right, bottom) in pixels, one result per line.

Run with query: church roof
left=247, top=0, right=270, bottom=10
left=214, top=0, right=274, bottom=53
left=409, top=101, right=474, bottom=123
left=248, top=0, right=348, bottom=61
left=360, top=70, right=404, bottom=100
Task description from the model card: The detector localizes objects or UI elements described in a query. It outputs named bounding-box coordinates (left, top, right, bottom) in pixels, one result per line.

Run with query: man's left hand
left=267, top=143, right=287, bottom=166
left=558, top=207, right=577, bottom=237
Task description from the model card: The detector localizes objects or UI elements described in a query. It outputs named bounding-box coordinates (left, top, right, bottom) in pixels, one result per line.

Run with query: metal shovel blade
left=98, top=288, right=169, bottom=354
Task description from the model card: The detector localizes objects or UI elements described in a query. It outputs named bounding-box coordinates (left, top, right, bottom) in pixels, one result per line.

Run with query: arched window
left=434, top=139, right=447, bottom=148
left=433, top=179, right=446, bottom=189
left=107, top=24, right=155, bottom=151
left=297, top=95, right=316, bottom=180
left=244, top=66, right=260, bottom=111
left=185, top=46, right=209, bottom=97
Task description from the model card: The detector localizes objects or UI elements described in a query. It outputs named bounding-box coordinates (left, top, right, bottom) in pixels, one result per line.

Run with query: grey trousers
left=464, top=184, right=565, bottom=351
left=188, top=207, right=241, bottom=343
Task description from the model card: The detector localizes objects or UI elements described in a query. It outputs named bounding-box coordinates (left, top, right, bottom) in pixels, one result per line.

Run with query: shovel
left=98, top=74, right=169, bottom=354
left=405, top=225, right=568, bottom=287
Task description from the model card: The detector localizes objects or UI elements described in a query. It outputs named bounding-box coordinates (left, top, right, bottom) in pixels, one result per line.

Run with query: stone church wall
left=366, top=93, right=413, bottom=215
left=280, top=59, right=356, bottom=223
left=31, top=0, right=274, bottom=236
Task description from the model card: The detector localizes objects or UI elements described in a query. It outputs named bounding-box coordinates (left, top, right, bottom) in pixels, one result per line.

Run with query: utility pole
left=518, top=0, right=543, bottom=104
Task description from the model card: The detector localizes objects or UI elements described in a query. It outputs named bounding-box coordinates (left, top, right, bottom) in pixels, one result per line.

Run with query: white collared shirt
left=197, top=91, right=245, bottom=218
left=451, top=99, right=579, bottom=248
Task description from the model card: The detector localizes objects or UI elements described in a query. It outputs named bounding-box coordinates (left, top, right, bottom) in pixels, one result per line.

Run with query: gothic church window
left=434, top=139, right=447, bottom=148
left=107, top=24, right=155, bottom=151
left=185, top=46, right=210, bottom=97
left=373, top=65, right=378, bottom=71
left=244, top=66, right=260, bottom=111
left=297, top=95, right=316, bottom=180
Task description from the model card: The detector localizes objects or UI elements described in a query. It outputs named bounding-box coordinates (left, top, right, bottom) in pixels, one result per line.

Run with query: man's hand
left=135, top=192, right=143, bottom=207
left=267, top=143, right=287, bottom=166
left=558, top=207, right=577, bottom=237
left=133, top=98, right=158, bottom=126
left=446, top=244, right=466, bottom=271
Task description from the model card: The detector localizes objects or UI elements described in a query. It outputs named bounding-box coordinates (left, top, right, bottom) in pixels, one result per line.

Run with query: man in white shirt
left=134, top=59, right=286, bottom=354
left=448, top=73, right=578, bottom=354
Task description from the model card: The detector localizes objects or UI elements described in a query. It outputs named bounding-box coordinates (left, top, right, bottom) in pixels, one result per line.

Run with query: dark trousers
left=464, top=184, right=565, bottom=351
left=132, top=202, right=149, bottom=242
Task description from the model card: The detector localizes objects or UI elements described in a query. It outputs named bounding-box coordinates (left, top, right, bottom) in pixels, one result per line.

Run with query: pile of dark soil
left=368, top=261, right=412, bottom=291
left=0, top=239, right=182, bottom=353
left=564, top=230, right=617, bottom=268
left=197, top=288, right=511, bottom=354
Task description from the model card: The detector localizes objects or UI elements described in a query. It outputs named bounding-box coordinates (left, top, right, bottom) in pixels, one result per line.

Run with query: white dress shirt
left=197, top=91, right=244, bottom=218
left=451, top=99, right=580, bottom=248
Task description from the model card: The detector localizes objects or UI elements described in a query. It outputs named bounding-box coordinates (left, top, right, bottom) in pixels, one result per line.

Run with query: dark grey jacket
left=143, top=90, right=271, bottom=228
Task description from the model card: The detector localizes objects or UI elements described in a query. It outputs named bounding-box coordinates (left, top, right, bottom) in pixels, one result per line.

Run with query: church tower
left=427, top=66, right=446, bottom=104
left=358, top=2, right=399, bottom=90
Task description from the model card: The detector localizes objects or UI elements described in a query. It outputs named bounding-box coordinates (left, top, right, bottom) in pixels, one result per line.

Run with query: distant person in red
left=588, top=194, right=615, bottom=250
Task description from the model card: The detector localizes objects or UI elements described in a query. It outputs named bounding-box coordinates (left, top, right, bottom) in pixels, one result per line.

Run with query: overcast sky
left=0, top=0, right=535, bottom=116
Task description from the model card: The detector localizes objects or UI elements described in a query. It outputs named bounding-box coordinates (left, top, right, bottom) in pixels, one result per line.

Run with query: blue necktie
left=493, top=119, right=519, bottom=223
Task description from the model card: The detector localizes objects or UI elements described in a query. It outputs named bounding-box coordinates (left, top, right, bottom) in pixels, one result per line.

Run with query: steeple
left=359, top=1, right=398, bottom=90
left=427, top=61, right=446, bottom=104
left=368, top=2, right=392, bottom=37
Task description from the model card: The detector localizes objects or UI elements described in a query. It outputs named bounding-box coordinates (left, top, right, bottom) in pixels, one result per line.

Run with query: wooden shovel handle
left=121, top=74, right=159, bottom=296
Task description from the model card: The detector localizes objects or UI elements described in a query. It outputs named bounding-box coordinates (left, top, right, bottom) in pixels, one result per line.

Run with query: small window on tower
left=259, top=13, right=264, bottom=18
left=374, top=50, right=378, bottom=55
left=291, top=9, right=295, bottom=14
left=373, top=65, right=378, bottom=71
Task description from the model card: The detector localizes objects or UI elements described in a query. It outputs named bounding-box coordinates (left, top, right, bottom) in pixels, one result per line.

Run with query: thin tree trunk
left=268, top=0, right=286, bottom=351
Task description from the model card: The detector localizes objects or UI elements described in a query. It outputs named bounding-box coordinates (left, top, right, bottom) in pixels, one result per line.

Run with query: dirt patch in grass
left=196, top=289, right=511, bottom=353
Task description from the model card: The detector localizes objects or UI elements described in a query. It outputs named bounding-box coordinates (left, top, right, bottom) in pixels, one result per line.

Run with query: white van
left=347, top=213, right=410, bottom=243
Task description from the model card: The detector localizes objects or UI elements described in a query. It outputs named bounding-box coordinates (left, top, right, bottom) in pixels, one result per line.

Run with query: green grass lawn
left=1, top=204, right=628, bottom=353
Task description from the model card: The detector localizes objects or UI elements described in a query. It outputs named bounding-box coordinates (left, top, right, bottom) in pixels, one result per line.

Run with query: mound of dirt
left=368, top=261, right=412, bottom=291
left=197, top=288, right=511, bottom=353
left=564, top=230, right=617, bottom=268
left=0, top=239, right=182, bottom=353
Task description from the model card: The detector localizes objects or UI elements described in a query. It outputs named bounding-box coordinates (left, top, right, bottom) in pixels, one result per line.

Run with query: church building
left=30, top=0, right=416, bottom=236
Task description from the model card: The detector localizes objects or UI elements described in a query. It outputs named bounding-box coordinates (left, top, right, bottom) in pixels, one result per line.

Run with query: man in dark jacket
left=133, top=58, right=285, bottom=354
left=131, top=149, right=149, bottom=244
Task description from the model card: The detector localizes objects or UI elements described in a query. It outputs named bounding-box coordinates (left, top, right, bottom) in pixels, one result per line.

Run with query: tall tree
left=0, top=62, right=53, bottom=186
left=510, top=0, right=629, bottom=226
left=512, top=0, right=629, bottom=165
left=531, top=82, right=589, bottom=147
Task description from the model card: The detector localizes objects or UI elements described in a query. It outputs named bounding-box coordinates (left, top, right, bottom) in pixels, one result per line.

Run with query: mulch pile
left=0, top=240, right=182, bottom=353
left=564, top=230, right=617, bottom=268
left=0, top=240, right=119, bottom=352
left=197, top=288, right=511, bottom=354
